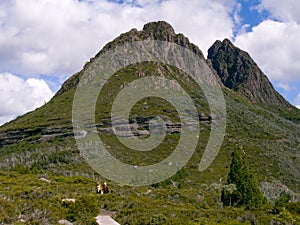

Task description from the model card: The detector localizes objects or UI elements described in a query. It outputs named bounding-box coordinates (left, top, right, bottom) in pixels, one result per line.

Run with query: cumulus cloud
left=0, top=0, right=140, bottom=77
left=235, top=20, right=300, bottom=82
left=0, top=73, right=54, bottom=125
left=257, top=0, right=300, bottom=23
left=0, top=0, right=236, bottom=79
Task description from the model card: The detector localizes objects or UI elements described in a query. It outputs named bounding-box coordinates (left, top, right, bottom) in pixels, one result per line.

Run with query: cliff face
left=207, top=39, right=293, bottom=109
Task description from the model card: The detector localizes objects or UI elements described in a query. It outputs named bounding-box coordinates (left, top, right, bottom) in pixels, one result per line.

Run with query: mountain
left=208, top=39, right=293, bottom=109
left=0, top=21, right=299, bottom=224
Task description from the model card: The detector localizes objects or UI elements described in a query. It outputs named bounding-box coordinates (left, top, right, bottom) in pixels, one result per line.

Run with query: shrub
left=66, top=195, right=99, bottom=223
left=0, top=198, right=16, bottom=223
left=275, top=191, right=291, bottom=206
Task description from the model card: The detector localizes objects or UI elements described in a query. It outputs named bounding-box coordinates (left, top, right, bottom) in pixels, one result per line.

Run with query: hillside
left=0, top=21, right=299, bottom=224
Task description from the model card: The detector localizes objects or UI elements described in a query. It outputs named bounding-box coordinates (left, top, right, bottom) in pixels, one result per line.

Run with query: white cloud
left=234, top=20, right=300, bottom=82
left=0, top=73, right=54, bottom=125
left=124, top=0, right=162, bottom=7
left=0, top=0, right=236, bottom=79
left=0, top=0, right=141, bottom=77
left=258, top=0, right=300, bottom=23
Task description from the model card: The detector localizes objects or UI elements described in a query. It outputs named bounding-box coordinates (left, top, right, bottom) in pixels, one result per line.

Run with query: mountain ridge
left=2, top=20, right=297, bottom=149
left=56, top=21, right=297, bottom=114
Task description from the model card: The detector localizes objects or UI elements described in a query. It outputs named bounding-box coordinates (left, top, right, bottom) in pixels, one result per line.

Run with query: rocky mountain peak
left=208, top=38, right=293, bottom=109
left=97, top=20, right=204, bottom=57
left=142, top=21, right=176, bottom=37
left=56, top=21, right=205, bottom=95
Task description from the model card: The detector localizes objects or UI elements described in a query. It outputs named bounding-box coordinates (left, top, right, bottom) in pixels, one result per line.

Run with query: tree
left=222, top=146, right=266, bottom=207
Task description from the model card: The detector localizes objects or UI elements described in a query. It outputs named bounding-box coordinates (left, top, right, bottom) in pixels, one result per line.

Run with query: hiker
left=96, top=182, right=103, bottom=194
left=103, top=182, right=109, bottom=194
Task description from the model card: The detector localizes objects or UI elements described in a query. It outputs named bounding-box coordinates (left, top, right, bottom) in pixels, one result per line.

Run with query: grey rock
left=58, top=219, right=73, bottom=225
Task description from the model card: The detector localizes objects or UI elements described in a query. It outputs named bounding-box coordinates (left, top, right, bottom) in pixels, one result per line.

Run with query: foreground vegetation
left=0, top=143, right=299, bottom=224
left=0, top=168, right=299, bottom=224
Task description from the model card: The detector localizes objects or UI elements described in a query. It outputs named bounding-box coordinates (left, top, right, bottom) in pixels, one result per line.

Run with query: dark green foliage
left=222, top=146, right=266, bottom=207
left=275, top=191, right=291, bottom=206
left=66, top=195, right=99, bottom=223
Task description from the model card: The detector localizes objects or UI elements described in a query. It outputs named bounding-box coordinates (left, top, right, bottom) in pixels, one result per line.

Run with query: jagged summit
left=207, top=39, right=293, bottom=109
left=96, top=20, right=204, bottom=57
left=57, top=21, right=204, bottom=95
left=142, top=21, right=176, bottom=36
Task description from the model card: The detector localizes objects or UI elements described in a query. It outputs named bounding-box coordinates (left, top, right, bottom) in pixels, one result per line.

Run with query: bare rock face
left=0, top=126, right=74, bottom=147
left=207, top=39, right=293, bottom=109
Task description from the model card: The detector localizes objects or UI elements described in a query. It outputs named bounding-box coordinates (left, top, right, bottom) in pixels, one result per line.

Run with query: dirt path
left=96, top=215, right=120, bottom=225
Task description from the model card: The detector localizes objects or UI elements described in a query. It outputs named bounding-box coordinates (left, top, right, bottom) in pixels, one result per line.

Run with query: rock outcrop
left=207, top=39, right=293, bottom=109
left=0, top=126, right=74, bottom=146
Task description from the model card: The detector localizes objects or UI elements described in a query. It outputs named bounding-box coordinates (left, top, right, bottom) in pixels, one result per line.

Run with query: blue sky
left=236, top=0, right=267, bottom=30
left=0, top=0, right=300, bottom=124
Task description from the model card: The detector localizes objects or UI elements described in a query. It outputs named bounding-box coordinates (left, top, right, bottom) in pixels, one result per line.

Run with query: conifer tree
left=222, top=146, right=266, bottom=207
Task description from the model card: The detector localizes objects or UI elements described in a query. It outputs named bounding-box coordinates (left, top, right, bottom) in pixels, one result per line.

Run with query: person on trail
left=96, top=182, right=103, bottom=194
left=103, top=182, right=109, bottom=194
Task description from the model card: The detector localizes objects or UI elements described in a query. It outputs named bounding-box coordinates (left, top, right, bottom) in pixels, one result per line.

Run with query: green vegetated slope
left=0, top=21, right=299, bottom=224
